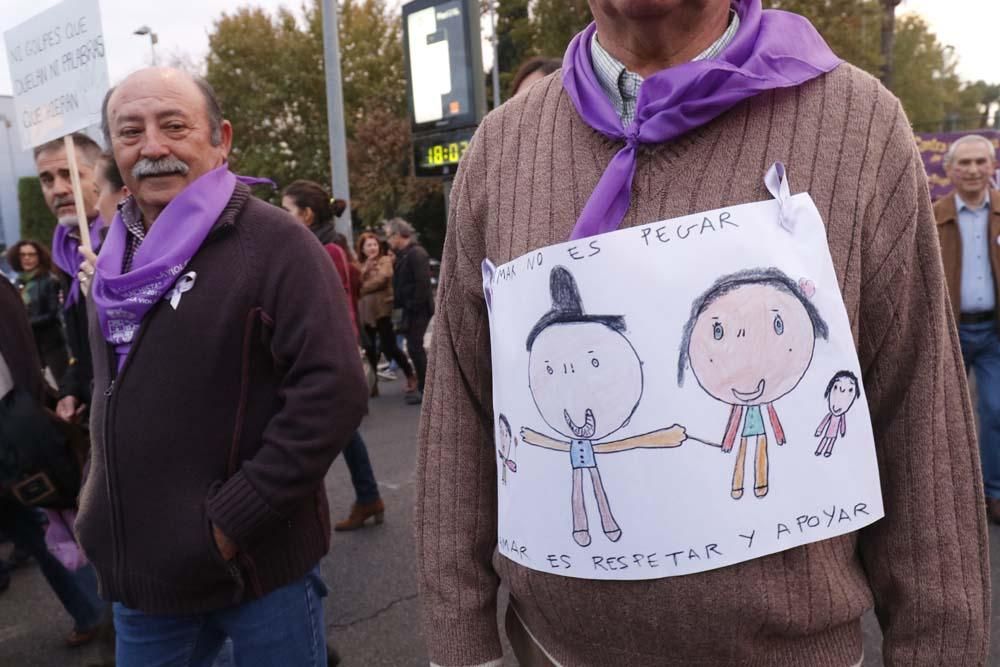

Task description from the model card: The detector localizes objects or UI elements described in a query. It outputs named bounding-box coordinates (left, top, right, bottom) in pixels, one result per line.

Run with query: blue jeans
left=343, top=430, right=380, bottom=505
left=0, top=499, right=103, bottom=631
left=959, top=321, right=1000, bottom=498
left=114, top=567, right=328, bottom=667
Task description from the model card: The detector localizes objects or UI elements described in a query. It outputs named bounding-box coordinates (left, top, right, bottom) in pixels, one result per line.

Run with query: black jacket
left=393, top=242, right=433, bottom=318
left=0, top=279, right=45, bottom=402
left=77, top=184, right=367, bottom=614
left=16, top=272, right=64, bottom=352
left=0, top=279, right=81, bottom=507
left=58, top=278, right=93, bottom=405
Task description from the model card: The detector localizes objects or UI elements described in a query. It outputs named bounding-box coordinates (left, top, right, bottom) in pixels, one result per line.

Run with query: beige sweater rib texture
left=416, top=63, right=990, bottom=667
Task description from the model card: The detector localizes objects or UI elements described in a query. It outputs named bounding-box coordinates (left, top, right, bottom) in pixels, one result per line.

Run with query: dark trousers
left=38, top=340, right=69, bottom=382
left=406, top=315, right=430, bottom=393
left=363, top=316, right=413, bottom=379
left=342, top=431, right=380, bottom=505
left=0, top=499, right=103, bottom=631
left=959, top=320, right=1000, bottom=499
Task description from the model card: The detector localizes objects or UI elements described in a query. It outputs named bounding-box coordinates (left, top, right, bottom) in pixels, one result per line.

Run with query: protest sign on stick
left=4, top=0, right=110, bottom=251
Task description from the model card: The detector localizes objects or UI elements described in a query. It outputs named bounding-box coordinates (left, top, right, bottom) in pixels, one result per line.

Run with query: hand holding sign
left=77, top=245, right=96, bottom=297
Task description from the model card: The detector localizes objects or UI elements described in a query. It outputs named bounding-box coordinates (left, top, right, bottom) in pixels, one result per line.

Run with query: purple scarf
left=563, top=0, right=841, bottom=240
left=51, top=217, right=105, bottom=309
left=92, top=164, right=237, bottom=367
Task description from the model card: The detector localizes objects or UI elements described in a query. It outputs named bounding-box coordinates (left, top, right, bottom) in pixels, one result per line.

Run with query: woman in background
left=7, top=240, right=67, bottom=382
left=510, top=56, right=561, bottom=97
left=356, top=231, right=416, bottom=397
left=281, top=180, right=387, bottom=531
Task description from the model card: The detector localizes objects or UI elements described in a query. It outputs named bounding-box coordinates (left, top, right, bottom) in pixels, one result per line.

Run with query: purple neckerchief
left=236, top=175, right=277, bottom=189
left=563, top=0, right=842, bottom=240
left=51, top=216, right=105, bottom=309
left=92, top=164, right=237, bottom=369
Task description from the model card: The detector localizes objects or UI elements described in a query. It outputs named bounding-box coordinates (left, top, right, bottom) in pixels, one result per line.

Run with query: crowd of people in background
left=0, top=1, right=997, bottom=662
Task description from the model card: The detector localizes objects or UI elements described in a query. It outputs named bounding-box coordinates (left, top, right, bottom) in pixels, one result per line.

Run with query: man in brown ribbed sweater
left=416, top=1, right=990, bottom=666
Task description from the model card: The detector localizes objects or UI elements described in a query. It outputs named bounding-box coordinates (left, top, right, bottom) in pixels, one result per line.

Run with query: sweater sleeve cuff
left=205, top=470, right=283, bottom=546
left=424, top=614, right=503, bottom=667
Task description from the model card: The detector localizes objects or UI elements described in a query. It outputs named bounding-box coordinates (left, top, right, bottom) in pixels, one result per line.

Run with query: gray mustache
left=52, top=195, right=74, bottom=209
left=132, top=156, right=190, bottom=179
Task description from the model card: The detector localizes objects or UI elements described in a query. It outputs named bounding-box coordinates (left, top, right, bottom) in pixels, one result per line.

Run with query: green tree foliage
left=204, top=0, right=442, bottom=250
left=763, top=0, right=882, bottom=74
left=18, top=177, right=56, bottom=248
left=531, top=0, right=590, bottom=63
left=206, top=5, right=329, bottom=192
left=348, top=106, right=441, bottom=251
left=338, top=0, right=441, bottom=233
left=495, top=0, right=535, bottom=96
left=958, top=81, right=1000, bottom=130
left=891, top=14, right=963, bottom=131
left=338, top=0, right=407, bottom=121
left=766, top=0, right=996, bottom=131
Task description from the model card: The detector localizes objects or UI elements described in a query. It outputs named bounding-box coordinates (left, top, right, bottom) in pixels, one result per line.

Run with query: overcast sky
left=0, top=0, right=996, bottom=98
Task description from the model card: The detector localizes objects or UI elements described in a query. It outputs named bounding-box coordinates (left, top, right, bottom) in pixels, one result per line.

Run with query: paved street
left=1, top=376, right=999, bottom=665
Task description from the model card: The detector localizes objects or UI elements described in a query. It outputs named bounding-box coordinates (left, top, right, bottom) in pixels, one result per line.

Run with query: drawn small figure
left=814, top=371, right=859, bottom=458
left=497, top=414, right=517, bottom=484
left=521, top=266, right=687, bottom=547
left=679, top=268, right=829, bottom=500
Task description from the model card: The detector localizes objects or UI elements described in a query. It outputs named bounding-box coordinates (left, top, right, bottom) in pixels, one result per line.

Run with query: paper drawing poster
left=484, top=180, right=883, bottom=581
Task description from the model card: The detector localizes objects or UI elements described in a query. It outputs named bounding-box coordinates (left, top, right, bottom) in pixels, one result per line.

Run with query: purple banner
left=916, top=130, right=1000, bottom=202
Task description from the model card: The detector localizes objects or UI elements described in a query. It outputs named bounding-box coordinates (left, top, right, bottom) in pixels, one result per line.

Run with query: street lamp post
left=320, top=0, right=353, bottom=244
left=134, top=25, right=159, bottom=66
left=0, top=114, right=17, bottom=247
left=488, top=0, right=500, bottom=108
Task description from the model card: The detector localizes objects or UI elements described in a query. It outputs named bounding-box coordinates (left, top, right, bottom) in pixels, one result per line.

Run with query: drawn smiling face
left=528, top=322, right=643, bottom=441
left=828, top=378, right=858, bottom=416
left=688, top=284, right=816, bottom=406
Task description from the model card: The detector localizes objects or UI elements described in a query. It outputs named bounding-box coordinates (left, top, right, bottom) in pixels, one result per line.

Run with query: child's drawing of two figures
left=512, top=264, right=859, bottom=548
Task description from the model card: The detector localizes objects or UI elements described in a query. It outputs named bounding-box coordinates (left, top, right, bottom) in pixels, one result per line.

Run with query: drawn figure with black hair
left=497, top=414, right=517, bottom=485
left=814, top=371, right=859, bottom=458
left=679, top=268, right=829, bottom=500
left=521, top=266, right=687, bottom=547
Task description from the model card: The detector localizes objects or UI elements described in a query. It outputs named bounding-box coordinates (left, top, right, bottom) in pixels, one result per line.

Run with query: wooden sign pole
left=63, top=135, right=92, bottom=253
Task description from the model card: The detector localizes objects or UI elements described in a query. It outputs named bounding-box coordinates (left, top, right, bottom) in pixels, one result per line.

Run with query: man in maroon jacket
left=75, top=67, right=367, bottom=666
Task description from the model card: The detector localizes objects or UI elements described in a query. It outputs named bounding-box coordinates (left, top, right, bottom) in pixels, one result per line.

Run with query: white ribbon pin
left=167, top=271, right=197, bottom=310
left=764, top=161, right=799, bottom=233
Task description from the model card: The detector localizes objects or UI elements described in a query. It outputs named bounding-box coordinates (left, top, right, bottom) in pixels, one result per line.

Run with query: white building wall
left=0, top=95, right=41, bottom=249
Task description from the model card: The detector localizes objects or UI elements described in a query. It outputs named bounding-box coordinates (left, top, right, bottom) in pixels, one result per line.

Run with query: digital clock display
left=422, top=140, right=468, bottom=167
left=413, top=127, right=475, bottom=177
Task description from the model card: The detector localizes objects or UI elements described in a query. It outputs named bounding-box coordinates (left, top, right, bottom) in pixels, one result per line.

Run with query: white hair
left=385, top=217, right=415, bottom=239
left=944, top=134, right=997, bottom=168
